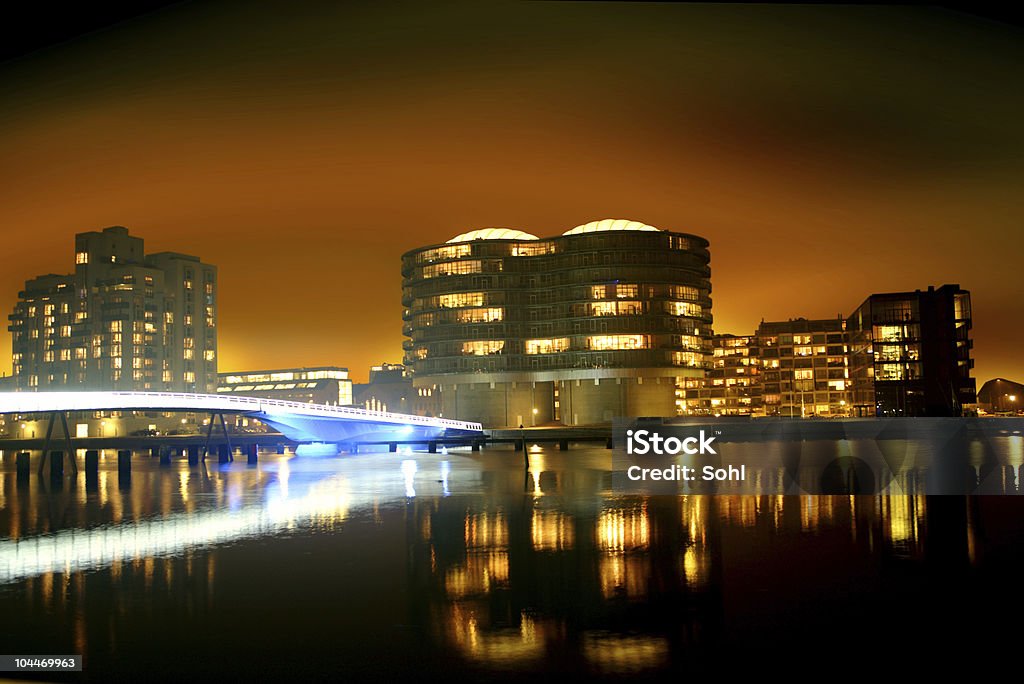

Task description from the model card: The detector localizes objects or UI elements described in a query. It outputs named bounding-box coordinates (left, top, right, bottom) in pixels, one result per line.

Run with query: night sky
left=1, top=2, right=1021, bottom=383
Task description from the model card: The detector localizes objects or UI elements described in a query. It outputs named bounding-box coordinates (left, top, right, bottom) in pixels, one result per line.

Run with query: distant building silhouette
left=8, top=226, right=217, bottom=392
left=351, top=363, right=439, bottom=415
left=977, top=378, right=1023, bottom=414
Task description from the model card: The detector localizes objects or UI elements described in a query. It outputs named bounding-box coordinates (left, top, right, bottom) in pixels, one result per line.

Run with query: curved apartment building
left=401, top=219, right=712, bottom=427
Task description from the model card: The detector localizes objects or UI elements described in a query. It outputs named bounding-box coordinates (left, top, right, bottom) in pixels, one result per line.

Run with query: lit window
left=455, top=307, right=504, bottom=323
left=204, top=350, right=215, bottom=361
left=587, top=335, right=649, bottom=351
left=76, top=252, right=89, bottom=264
left=422, top=260, right=483, bottom=279
left=590, top=301, right=641, bottom=316
left=437, top=292, right=484, bottom=308
left=672, top=352, right=702, bottom=367
left=525, top=338, right=570, bottom=354
left=462, top=340, right=504, bottom=355
left=666, top=301, right=702, bottom=317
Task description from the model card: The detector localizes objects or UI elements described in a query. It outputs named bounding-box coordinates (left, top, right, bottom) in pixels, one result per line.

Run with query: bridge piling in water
left=187, top=446, right=200, bottom=466
left=159, top=448, right=172, bottom=466
left=428, top=442, right=437, bottom=454
left=16, top=451, right=30, bottom=483
left=217, top=444, right=231, bottom=464
left=117, top=450, right=131, bottom=474
left=85, top=450, right=99, bottom=488
left=559, top=439, right=569, bottom=451
left=389, top=443, right=397, bottom=453
left=471, top=442, right=480, bottom=452
left=247, top=444, right=258, bottom=465
left=49, top=451, right=64, bottom=481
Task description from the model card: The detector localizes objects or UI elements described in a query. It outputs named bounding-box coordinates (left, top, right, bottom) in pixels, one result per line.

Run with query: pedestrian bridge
left=0, top=391, right=482, bottom=445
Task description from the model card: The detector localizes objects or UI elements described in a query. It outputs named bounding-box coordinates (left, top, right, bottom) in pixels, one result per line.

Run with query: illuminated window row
left=414, top=244, right=472, bottom=264
left=525, top=338, right=570, bottom=354
left=591, top=301, right=642, bottom=316
left=462, top=340, right=505, bottom=355
left=587, top=335, right=649, bottom=351
left=421, top=259, right=483, bottom=279
left=666, top=301, right=703, bottom=317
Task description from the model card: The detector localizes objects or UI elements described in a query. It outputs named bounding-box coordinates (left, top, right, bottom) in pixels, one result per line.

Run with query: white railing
left=0, top=391, right=482, bottom=432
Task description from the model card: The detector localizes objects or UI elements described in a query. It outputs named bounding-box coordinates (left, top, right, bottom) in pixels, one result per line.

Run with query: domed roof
left=446, top=228, right=539, bottom=243
left=563, top=218, right=661, bottom=236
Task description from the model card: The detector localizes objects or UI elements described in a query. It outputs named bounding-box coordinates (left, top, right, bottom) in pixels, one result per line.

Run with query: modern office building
left=401, top=219, right=713, bottom=426
left=8, top=226, right=217, bottom=392
left=847, top=284, right=975, bottom=416
left=755, top=318, right=850, bottom=417
left=217, top=367, right=353, bottom=406
left=679, top=334, right=761, bottom=415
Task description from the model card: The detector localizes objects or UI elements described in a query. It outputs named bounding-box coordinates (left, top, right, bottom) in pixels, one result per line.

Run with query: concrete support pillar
left=118, top=449, right=131, bottom=488
left=559, top=439, right=569, bottom=451
left=159, top=448, right=172, bottom=466
left=150, top=447, right=161, bottom=459
left=247, top=444, right=258, bottom=465
left=16, top=452, right=31, bottom=483
left=471, top=442, right=481, bottom=452
left=428, top=442, right=437, bottom=454
left=217, top=444, right=231, bottom=464
left=187, top=446, right=200, bottom=466
left=49, top=451, right=64, bottom=480
left=389, top=443, right=398, bottom=453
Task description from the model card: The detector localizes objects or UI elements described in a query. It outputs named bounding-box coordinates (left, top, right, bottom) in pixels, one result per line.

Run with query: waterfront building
left=679, top=334, right=761, bottom=415
left=847, top=284, right=975, bottom=416
left=217, top=367, right=353, bottom=406
left=756, top=318, right=851, bottom=417
left=8, top=226, right=217, bottom=392
left=401, top=219, right=713, bottom=426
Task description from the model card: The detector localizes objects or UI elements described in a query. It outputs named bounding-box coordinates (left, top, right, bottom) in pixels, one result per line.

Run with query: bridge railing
left=0, top=391, right=482, bottom=432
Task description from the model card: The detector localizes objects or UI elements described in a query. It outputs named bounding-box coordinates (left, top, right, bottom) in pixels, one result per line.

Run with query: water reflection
left=1, top=446, right=1023, bottom=680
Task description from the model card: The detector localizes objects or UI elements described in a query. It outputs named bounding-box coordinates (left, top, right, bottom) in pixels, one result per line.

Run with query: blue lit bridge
left=0, top=391, right=482, bottom=454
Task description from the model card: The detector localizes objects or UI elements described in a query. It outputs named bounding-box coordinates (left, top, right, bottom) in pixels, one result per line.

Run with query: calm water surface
left=1, top=445, right=1023, bottom=681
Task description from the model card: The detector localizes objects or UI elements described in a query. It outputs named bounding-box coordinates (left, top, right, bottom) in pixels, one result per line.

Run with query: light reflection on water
left=0, top=445, right=1023, bottom=680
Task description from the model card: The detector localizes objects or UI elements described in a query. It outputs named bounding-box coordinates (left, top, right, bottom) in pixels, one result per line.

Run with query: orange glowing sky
left=1, top=2, right=1021, bottom=383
